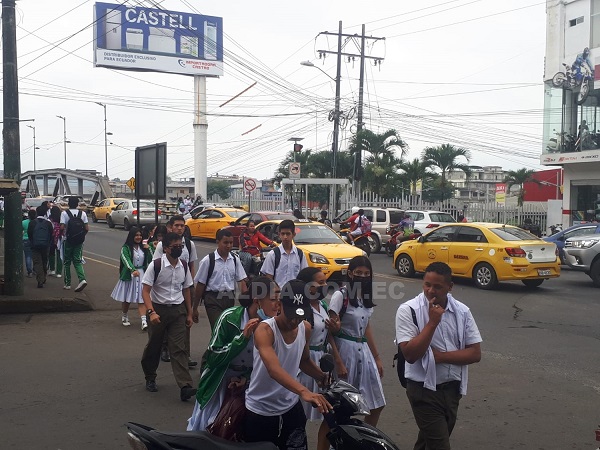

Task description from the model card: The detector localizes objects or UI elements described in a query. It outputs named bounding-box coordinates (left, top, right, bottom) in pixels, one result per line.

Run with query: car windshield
left=430, top=213, right=456, bottom=223
left=227, top=210, right=246, bottom=218
left=293, top=225, right=345, bottom=244
left=491, top=227, right=539, bottom=241
left=266, top=213, right=296, bottom=221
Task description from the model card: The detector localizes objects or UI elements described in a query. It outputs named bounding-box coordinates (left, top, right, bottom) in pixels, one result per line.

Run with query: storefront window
left=574, top=185, right=600, bottom=222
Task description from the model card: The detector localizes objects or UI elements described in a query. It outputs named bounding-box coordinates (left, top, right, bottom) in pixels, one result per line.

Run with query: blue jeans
left=23, top=239, right=33, bottom=274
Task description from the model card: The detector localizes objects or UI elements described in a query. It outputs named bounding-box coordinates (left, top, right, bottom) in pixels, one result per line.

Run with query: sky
left=5, top=0, right=548, bottom=182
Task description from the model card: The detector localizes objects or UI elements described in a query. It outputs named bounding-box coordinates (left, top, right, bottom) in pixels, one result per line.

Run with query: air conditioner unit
left=148, top=27, right=176, bottom=54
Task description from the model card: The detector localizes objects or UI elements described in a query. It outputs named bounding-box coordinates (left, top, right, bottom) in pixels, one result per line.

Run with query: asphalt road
left=1, top=222, right=599, bottom=449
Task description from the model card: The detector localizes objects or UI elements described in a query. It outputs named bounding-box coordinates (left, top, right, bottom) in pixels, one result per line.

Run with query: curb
left=0, top=296, right=94, bottom=314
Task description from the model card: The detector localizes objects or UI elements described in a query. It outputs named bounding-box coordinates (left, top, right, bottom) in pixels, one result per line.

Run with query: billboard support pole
left=194, top=76, right=208, bottom=202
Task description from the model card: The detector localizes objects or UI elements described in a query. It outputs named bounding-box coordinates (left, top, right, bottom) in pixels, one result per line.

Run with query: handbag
left=206, top=388, right=247, bottom=441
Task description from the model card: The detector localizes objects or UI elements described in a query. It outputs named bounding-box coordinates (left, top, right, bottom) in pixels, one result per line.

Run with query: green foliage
left=421, top=178, right=456, bottom=202
left=207, top=180, right=232, bottom=199
left=398, top=158, right=437, bottom=194
left=422, top=144, right=471, bottom=201
left=503, top=168, right=540, bottom=207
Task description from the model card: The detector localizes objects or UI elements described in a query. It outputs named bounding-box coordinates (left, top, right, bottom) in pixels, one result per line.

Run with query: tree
left=207, top=180, right=231, bottom=199
left=362, top=152, right=405, bottom=197
left=398, top=158, right=437, bottom=195
left=421, top=178, right=455, bottom=202
left=422, top=144, right=471, bottom=201
left=349, top=129, right=408, bottom=178
left=504, top=168, right=541, bottom=207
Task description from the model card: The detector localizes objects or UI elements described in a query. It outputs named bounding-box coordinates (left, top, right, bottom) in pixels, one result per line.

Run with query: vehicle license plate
left=537, top=269, right=551, bottom=276
left=341, top=269, right=347, bottom=275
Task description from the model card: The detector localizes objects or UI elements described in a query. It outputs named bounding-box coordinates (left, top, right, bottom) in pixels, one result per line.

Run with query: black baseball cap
left=279, top=280, right=311, bottom=320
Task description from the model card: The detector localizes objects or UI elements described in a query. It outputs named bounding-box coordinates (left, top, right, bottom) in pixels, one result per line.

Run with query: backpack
left=153, top=258, right=189, bottom=283
left=359, top=215, right=372, bottom=233
left=31, top=218, right=52, bottom=249
left=271, top=246, right=304, bottom=281
left=65, top=210, right=86, bottom=245
left=392, top=306, right=418, bottom=388
left=201, top=252, right=238, bottom=286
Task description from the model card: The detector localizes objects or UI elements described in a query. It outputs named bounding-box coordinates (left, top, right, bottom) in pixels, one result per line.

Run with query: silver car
left=107, top=200, right=162, bottom=230
left=563, top=235, right=600, bottom=287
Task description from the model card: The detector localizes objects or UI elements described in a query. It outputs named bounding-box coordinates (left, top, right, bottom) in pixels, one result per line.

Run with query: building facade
left=543, top=0, right=600, bottom=223
left=448, top=166, right=506, bottom=201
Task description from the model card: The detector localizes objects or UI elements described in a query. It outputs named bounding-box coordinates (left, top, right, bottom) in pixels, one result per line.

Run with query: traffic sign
left=244, top=178, right=258, bottom=193
left=289, top=162, right=301, bottom=179
left=126, top=177, right=136, bottom=191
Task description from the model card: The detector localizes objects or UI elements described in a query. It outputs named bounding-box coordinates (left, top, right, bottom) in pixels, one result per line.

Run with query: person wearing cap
left=244, top=279, right=332, bottom=450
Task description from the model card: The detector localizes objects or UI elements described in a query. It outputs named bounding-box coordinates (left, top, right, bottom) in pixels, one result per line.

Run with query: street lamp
left=56, top=115, right=67, bottom=169
left=25, top=125, right=39, bottom=171
left=300, top=59, right=342, bottom=213
left=95, top=102, right=109, bottom=177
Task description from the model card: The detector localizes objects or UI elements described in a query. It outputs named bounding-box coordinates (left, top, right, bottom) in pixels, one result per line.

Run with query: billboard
left=495, top=183, right=506, bottom=205
left=135, top=143, right=167, bottom=200
left=93, top=2, right=223, bottom=76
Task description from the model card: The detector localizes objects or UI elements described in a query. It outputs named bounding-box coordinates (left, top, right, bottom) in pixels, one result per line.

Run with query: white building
left=448, top=166, right=506, bottom=201
left=543, top=0, right=600, bottom=224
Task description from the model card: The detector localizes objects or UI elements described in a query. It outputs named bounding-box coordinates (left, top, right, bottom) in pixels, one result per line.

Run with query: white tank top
left=245, top=317, right=306, bottom=416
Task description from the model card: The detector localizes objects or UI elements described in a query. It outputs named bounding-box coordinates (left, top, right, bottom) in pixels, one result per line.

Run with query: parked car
left=185, top=207, right=247, bottom=240
left=543, top=223, right=600, bottom=264
left=182, top=203, right=229, bottom=221
left=393, top=222, right=560, bottom=289
left=255, top=219, right=365, bottom=282
left=91, top=197, right=128, bottom=223
left=53, top=195, right=87, bottom=211
left=107, top=200, right=162, bottom=230
left=405, top=210, right=457, bottom=235
left=563, top=234, right=600, bottom=287
left=222, top=211, right=297, bottom=247
left=25, top=196, right=54, bottom=210
left=333, top=207, right=405, bottom=253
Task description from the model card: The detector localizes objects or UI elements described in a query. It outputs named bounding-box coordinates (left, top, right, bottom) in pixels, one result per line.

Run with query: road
left=1, top=221, right=599, bottom=449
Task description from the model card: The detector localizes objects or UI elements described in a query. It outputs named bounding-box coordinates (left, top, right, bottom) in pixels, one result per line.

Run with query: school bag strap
left=153, top=258, right=188, bottom=284
left=272, top=246, right=304, bottom=280
left=393, top=306, right=418, bottom=388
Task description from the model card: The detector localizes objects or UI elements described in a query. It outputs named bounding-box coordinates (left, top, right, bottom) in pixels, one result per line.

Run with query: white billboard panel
left=93, top=2, right=223, bottom=76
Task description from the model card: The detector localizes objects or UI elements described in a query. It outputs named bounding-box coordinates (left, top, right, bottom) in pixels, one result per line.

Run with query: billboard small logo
left=178, top=59, right=185, bottom=68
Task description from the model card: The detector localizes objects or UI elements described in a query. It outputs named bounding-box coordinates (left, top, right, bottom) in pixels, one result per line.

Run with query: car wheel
left=589, top=260, right=600, bottom=287
left=473, top=263, right=498, bottom=290
left=107, top=216, right=115, bottom=228
left=123, top=218, right=131, bottom=231
left=522, top=279, right=544, bottom=288
left=395, top=253, right=415, bottom=277
left=369, top=234, right=381, bottom=253
left=91, top=212, right=98, bottom=223
left=105, top=214, right=110, bottom=222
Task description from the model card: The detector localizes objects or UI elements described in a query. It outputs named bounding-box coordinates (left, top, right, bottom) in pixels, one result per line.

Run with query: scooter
left=339, top=223, right=372, bottom=256
left=124, top=356, right=400, bottom=450
left=385, top=226, right=422, bottom=257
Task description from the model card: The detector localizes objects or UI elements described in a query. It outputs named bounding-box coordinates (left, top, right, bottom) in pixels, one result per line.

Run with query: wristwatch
left=146, top=309, right=155, bottom=317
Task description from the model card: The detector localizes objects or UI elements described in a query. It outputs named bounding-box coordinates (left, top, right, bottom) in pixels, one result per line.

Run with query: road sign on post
left=289, top=162, right=301, bottom=179
left=244, top=178, right=257, bottom=193
left=126, top=177, right=135, bottom=191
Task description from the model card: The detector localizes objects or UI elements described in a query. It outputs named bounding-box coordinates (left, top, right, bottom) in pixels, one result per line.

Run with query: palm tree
left=398, top=158, right=436, bottom=195
left=349, top=129, right=408, bottom=169
left=422, top=144, right=471, bottom=201
left=504, top=168, right=541, bottom=207
left=362, top=152, right=404, bottom=197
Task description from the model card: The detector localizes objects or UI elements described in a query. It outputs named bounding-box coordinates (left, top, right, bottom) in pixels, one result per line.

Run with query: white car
left=405, top=210, right=457, bottom=234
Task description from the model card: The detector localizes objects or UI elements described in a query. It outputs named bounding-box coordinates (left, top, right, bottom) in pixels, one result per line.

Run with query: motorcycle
left=124, top=355, right=400, bottom=450
left=385, top=226, right=422, bottom=257
left=546, top=129, right=576, bottom=153
left=549, top=224, right=563, bottom=236
left=233, top=246, right=273, bottom=279
left=552, top=63, right=593, bottom=105
left=338, top=223, right=372, bottom=256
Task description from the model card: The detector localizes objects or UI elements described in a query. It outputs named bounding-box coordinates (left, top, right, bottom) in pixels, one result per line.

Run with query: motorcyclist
left=572, top=47, right=594, bottom=82
left=397, top=214, right=415, bottom=236
left=318, top=210, right=332, bottom=228
left=345, top=208, right=367, bottom=245
left=239, top=220, right=276, bottom=275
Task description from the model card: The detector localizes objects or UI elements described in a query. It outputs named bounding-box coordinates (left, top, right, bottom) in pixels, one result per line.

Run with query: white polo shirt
left=152, top=237, right=198, bottom=265
left=60, top=209, right=89, bottom=226
left=194, top=250, right=246, bottom=291
left=142, top=255, right=194, bottom=305
left=260, top=244, right=308, bottom=288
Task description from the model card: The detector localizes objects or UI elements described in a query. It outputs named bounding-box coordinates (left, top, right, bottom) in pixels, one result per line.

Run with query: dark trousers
left=31, top=247, right=49, bottom=285
left=141, top=302, right=193, bottom=388
left=406, top=380, right=462, bottom=450
left=204, top=290, right=235, bottom=329
left=244, top=401, right=307, bottom=450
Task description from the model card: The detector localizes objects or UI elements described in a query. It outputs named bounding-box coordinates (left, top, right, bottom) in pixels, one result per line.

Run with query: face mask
left=257, top=308, right=270, bottom=321
left=351, top=276, right=372, bottom=300
left=170, top=247, right=183, bottom=258
left=317, top=285, right=328, bottom=301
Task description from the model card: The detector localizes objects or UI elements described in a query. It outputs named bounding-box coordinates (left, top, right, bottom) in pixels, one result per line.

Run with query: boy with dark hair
left=261, top=219, right=308, bottom=288
left=193, top=228, right=247, bottom=328
left=28, top=206, right=53, bottom=288
left=60, top=196, right=89, bottom=292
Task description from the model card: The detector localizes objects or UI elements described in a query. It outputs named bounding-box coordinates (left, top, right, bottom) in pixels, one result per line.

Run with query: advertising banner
left=541, top=150, right=600, bottom=165
left=495, top=183, right=506, bottom=205
left=93, top=2, right=223, bottom=76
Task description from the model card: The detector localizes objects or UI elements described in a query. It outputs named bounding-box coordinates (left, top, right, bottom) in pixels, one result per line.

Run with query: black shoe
left=180, top=385, right=197, bottom=402
left=188, top=359, right=198, bottom=368
left=146, top=380, right=158, bottom=392
left=37, top=282, right=44, bottom=288
left=160, top=349, right=170, bottom=362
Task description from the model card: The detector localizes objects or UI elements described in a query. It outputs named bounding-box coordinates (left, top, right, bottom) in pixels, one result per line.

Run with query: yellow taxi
left=91, top=197, right=128, bottom=223
left=254, top=219, right=365, bottom=281
left=393, top=222, right=560, bottom=289
left=186, top=207, right=247, bottom=240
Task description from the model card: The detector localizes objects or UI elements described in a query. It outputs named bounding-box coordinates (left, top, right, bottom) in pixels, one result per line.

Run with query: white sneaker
left=122, top=315, right=131, bottom=327
left=55, top=274, right=62, bottom=278
left=141, top=317, right=148, bottom=331
left=74, top=280, right=88, bottom=292
left=48, top=270, right=55, bottom=276
left=63, top=285, right=71, bottom=290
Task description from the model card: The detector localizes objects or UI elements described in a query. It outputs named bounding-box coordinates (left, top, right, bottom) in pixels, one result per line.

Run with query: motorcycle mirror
left=319, top=353, right=335, bottom=373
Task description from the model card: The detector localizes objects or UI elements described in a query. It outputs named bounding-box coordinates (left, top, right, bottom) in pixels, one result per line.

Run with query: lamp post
left=95, top=102, right=109, bottom=177
left=56, top=115, right=67, bottom=169
left=300, top=56, right=341, bottom=214
left=288, top=137, right=304, bottom=213
left=25, top=124, right=39, bottom=171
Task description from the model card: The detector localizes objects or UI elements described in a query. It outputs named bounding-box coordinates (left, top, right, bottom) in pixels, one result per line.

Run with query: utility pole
left=56, top=115, right=67, bottom=169
left=316, top=24, right=384, bottom=208
left=3, top=0, right=23, bottom=295
left=26, top=125, right=37, bottom=171
left=95, top=102, right=108, bottom=177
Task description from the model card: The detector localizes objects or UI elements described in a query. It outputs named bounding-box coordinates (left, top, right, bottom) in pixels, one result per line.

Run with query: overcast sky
left=6, top=0, right=547, bottom=181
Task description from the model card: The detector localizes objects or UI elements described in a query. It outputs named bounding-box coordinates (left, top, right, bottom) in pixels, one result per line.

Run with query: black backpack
left=393, top=306, right=418, bottom=388
left=31, top=218, right=52, bottom=249
left=66, top=210, right=86, bottom=245
left=271, top=246, right=304, bottom=280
